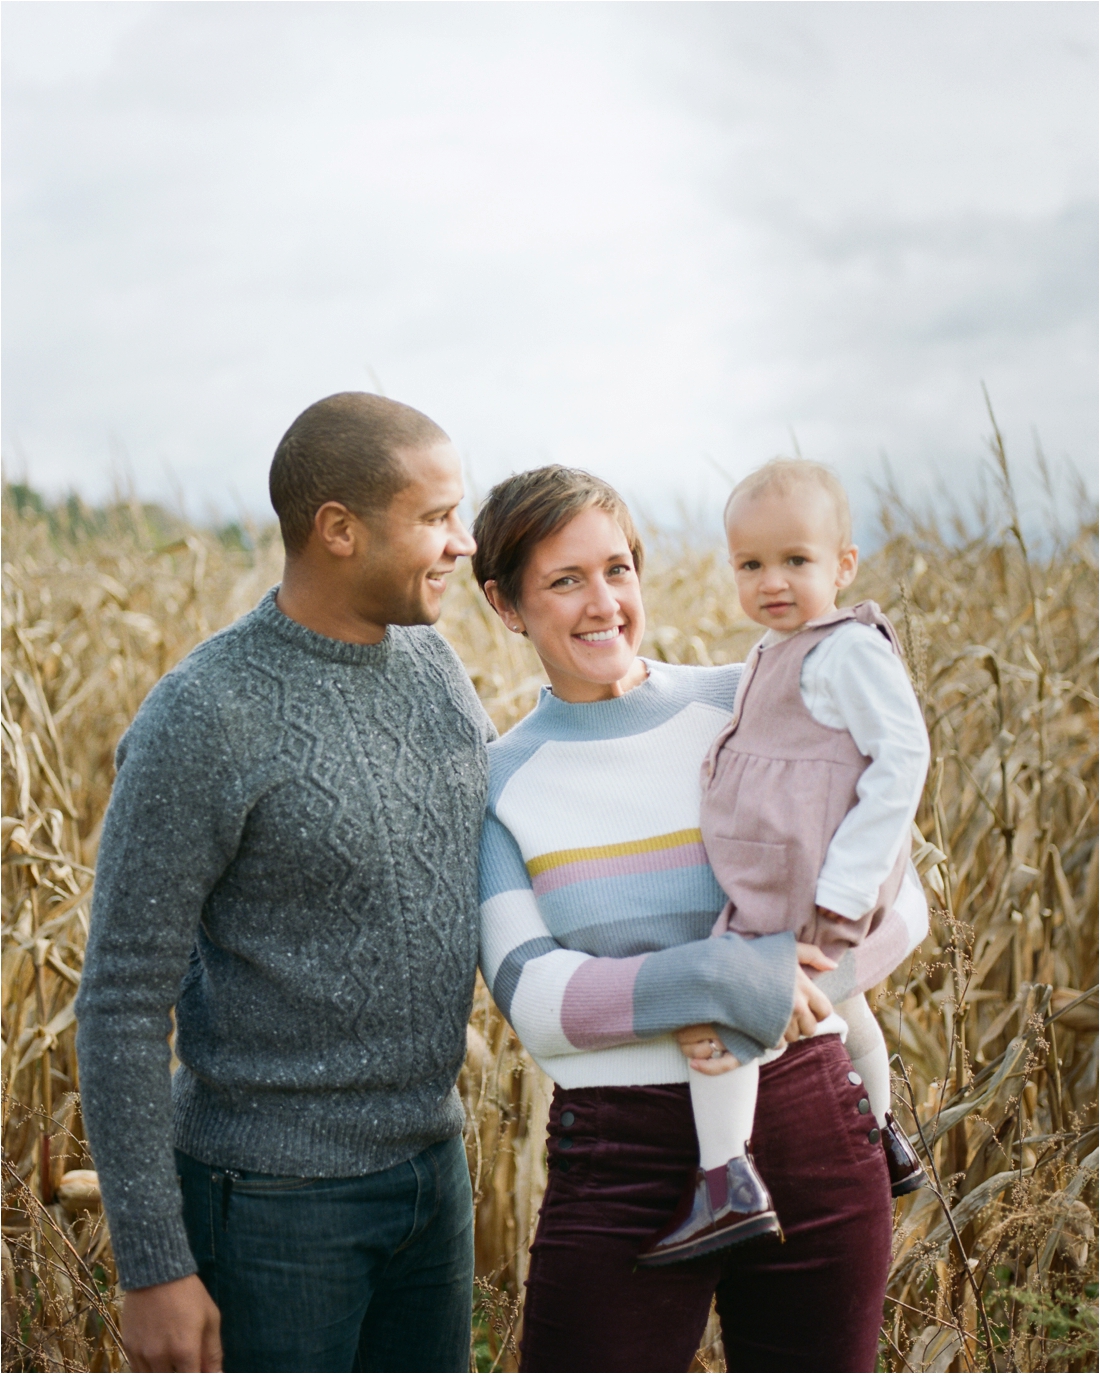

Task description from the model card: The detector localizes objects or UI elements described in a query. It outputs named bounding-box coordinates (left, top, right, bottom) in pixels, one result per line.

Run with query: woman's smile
left=498, top=505, right=648, bottom=702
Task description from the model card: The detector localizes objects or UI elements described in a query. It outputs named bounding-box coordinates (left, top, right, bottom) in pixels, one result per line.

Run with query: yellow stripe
left=526, top=828, right=703, bottom=878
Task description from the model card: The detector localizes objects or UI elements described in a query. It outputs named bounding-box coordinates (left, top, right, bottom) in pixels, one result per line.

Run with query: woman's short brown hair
left=471, top=466, right=644, bottom=609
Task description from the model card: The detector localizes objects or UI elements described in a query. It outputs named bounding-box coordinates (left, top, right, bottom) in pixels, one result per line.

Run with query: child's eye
left=788, top=556, right=807, bottom=566
left=741, top=559, right=761, bottom=571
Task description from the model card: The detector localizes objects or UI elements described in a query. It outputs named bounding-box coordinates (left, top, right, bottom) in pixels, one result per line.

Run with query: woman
left=472, top=467, right=928, bottom=1373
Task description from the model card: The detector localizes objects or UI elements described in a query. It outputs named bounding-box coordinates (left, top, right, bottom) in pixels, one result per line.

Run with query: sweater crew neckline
left=254, top=587, right=397, bottom=666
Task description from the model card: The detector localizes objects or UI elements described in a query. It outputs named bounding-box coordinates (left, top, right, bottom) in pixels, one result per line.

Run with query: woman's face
left=496, top=506, right=647, bottom=703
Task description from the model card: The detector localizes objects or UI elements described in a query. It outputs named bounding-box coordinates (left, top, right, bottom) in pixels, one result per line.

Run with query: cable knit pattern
left=75, top=589, right=494, bottom=1291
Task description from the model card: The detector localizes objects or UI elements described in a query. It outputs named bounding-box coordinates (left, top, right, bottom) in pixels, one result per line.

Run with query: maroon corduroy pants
left=520, top=1036, right=892, bottom=1373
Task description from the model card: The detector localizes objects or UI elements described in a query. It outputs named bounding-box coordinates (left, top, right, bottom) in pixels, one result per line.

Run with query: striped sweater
left=479, top=659, right=929, bottom=1089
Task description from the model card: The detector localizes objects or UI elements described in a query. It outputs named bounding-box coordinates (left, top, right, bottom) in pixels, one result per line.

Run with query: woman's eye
left=608, top=563, right=631, bottom=577
left=551, top=576, right=577, bottom=589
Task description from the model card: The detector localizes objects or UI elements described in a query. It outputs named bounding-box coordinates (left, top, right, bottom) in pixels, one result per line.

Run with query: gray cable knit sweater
left=75, top=589, right=494, bottom=1291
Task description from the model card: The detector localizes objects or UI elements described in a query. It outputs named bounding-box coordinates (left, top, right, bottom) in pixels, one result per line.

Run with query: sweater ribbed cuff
left=712, top=929, right=798, bottom=1050
left=110, top=1211, right=198, bottom=1292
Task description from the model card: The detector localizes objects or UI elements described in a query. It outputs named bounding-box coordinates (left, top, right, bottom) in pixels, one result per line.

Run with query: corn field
left=2, top=436, right=1096, bottom=1373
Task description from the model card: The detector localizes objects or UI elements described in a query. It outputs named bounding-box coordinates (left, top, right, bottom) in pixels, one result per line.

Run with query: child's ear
left=836, top=544, right=859, bottom=589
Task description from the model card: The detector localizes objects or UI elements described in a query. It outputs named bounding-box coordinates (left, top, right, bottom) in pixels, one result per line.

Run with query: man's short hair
left=725, top=457, right=853, bottom=548
left=269, top=392, right=449, bottom=555
left=471, top=465, right=644, bottom=610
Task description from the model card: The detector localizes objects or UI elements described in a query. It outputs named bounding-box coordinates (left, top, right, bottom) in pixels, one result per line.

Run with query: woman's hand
left=674, top=943, right=836, bottom=1071
left=781, top=943, right=836, bottom=1044
left=674, top=1024, right=740, bottom=1076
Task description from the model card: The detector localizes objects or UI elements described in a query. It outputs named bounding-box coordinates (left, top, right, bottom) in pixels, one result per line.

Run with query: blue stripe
left=479, top=812, right=533, bottom=903
left=557, top=910, right=718, bottom=957
left=632, top=931, right=796, bottom=1061
left=486, top=733, right=552, bottom=809
left=535, top=868, right=725, bottom=937
left=492, top=937, right=562, bottom=1020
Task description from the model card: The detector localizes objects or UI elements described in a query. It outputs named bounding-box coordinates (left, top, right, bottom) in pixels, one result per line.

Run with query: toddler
left=639, top=458, right=929, bottom=1267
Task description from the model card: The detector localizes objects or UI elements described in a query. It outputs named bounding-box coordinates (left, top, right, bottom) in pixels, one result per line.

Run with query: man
left=75, top=393, right=492, bottom=1373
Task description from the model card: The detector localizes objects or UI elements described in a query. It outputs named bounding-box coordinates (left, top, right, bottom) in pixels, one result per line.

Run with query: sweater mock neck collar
left=529, top=659, right=688, bottom=741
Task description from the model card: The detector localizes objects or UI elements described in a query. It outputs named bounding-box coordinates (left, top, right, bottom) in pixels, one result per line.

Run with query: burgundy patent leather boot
left=636, top=1152, right=782, bottom=1266
left=881, top=1112, right=927, bottom=1196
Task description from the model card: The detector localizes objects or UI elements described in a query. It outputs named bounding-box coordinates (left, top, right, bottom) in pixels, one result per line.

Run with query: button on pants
left=522, top=1036, right=893, bottom=1372
left=177, top=1134, right=474, bottom=1373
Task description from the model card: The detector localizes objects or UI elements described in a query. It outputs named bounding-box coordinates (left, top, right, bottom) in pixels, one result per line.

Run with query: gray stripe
left=557, top=910, right=718, bottom=958
left=814, top=950, right=857, bottom=1005
left=633, top=931, right=797, bottom=1064
left=493, top=937, right=561, bottom=1020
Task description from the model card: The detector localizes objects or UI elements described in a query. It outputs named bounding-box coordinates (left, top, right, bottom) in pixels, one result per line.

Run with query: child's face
left=725, top=483, right=858, bottom=633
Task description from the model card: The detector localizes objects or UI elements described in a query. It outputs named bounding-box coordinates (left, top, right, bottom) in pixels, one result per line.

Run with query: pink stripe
left=560, top=955, right=645, bottom=1049
left=532, top=843, right=708, bottom=897
left=850, top=911, right=907, bottom=993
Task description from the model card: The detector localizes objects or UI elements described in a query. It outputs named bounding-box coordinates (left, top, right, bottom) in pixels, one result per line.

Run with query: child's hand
left=796, top=942, right=837, bottom=973
left=781, top=950, right=836, bottom=1044
left=675, top=1024, right=741, bottom=1075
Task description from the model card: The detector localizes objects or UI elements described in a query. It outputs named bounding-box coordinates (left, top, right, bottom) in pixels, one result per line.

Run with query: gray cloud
left=2, top=0, right=1095, bottom=537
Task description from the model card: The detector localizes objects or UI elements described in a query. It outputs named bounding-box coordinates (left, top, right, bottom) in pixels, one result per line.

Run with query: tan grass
left=2, top=445, right=1096, bottom=1373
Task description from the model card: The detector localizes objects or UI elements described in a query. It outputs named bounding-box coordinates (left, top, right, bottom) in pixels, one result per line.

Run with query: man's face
left=356, top=441, right=475, bottom=627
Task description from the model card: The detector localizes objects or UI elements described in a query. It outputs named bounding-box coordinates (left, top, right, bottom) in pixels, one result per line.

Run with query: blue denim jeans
left=177, top=1135, right=474, bottom=1373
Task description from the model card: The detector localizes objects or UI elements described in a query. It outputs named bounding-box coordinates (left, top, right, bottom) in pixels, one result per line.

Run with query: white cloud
left=2, top=1, right=1095, bottom=537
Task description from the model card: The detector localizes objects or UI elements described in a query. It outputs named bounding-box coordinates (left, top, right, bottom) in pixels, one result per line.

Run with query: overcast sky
left=3, top=1, right=1096, bottom=534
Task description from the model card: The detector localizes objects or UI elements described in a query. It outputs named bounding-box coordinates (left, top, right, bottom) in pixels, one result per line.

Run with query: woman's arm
left=479, top=813, right=798, bottom=1066
left=812, top=861, right=930, bottom=1005
left=674, top=871, right=928, bottom=1073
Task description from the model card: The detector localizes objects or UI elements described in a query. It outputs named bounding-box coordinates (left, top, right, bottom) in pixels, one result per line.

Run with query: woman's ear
left=484, top=581, right=527, bottom=635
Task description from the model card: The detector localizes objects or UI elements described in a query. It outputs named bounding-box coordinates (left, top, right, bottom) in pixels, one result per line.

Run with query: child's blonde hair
left=724, top=458, right=852, bottom=548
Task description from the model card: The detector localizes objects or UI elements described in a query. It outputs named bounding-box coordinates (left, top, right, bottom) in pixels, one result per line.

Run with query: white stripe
left=496, top=702, right=728, bottom=858
left=897, top=862, right=930, bottom=952
left=536, top=1034, right=692, bottom=1089
left=479, top=888, right=550, bottom=988
left=509, top=949, right=590, bottom=1060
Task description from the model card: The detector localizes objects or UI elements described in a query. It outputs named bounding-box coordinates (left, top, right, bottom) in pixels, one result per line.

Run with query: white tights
left=688, top=996, right=891, bottom=1170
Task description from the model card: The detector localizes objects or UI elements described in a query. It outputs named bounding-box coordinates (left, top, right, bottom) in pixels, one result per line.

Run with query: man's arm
left=75, top=673, right=247, bottom=1294
left=479, top=813, right=798, bottom=1066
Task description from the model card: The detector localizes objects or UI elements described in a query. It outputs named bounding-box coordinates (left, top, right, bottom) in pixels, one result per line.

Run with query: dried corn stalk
left=2, top=448, right=1096, bottom=1373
